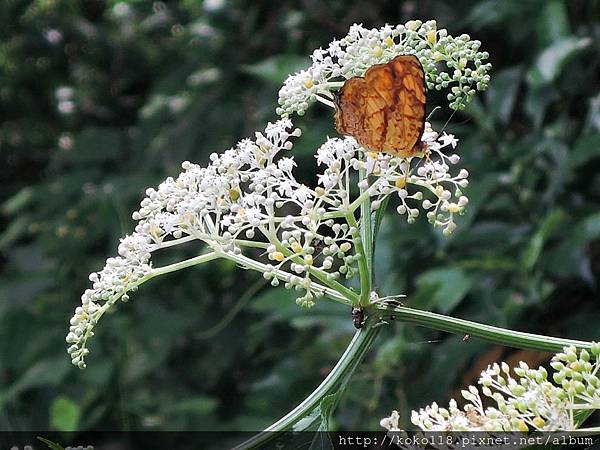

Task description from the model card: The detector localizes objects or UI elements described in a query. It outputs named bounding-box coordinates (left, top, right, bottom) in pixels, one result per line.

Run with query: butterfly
left=334, top=54, right=427, bottom=158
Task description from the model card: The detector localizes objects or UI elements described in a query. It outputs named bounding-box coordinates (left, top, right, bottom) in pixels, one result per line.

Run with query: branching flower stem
left=233, top=301, right=595, bottom=448
left=150, top=245, right=596, bottom=356
left=222, top=251, right=353, bottom=305
left=345, top=177, right=384, bottom=215
left=83, top=251, right=221, bottom=340
left=258, top=226, right=359, bottom=303
left=149, top=251, right=220, bottom=277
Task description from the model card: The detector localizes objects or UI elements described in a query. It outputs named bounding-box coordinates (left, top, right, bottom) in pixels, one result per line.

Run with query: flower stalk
left=358, top=166, right=374, bottom=305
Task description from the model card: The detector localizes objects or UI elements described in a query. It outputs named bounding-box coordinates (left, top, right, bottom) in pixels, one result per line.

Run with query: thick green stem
left=346, top=213, right=370, bottom=307
left=233, top=325, right=380, bottom=450
left=358, top=167, right=373, bottom=303
left=375, top=304, right=595, bottom=353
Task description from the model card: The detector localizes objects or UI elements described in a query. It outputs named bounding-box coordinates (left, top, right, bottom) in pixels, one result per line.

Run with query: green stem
left=233, top=326, right=380, bottom=450
left=343, top=176, right=384, bottom=214
left=375, top=305, right=595, bottom=353
left=148, top=251, right=219, bottom=278
left=346, top=213, right=370, bottom=307
left=358, top=166, right=373, bottom=299
left=223, top=251, right=354, bottom=305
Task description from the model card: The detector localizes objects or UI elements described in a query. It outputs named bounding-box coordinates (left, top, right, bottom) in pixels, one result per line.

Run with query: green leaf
left=0, top=357, right=70, bottom=408
left=50, top=396, right=81, bottom=431
left=414, top=267, right=473, bottom=314
left=524, top=84, right=560, bottom=130
left=536, top=0, right=570, bottom=47
left=522, top=209, right=564, bottom=270
left=372, top=196, right=390, bottom=243
left=372, top=195, right=390, bottom=287
left=570, top=133, right=600, bottom=169
left=0, top=215, right=30, bottom=251
left=241, top=54, right=310, bottom=84
left=463, top=96, right=495, bottom=134
left=544, top=212, right=600, bottom=281
left=37, top=437, right=65, bottom=450
left=526, top=37, right=592, bottom=87
left=1, top=187, right=34, bottom=215
left=485, top=66, right=523, bottom=124
left=584, top=93, right=600, bottom=132
left=251, top=287, right=299, bottom=313
left=463, top=1, right=528, bottom=29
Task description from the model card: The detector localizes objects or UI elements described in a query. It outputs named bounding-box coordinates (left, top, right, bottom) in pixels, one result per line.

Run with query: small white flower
left=380, top=410, right=401, bottom=431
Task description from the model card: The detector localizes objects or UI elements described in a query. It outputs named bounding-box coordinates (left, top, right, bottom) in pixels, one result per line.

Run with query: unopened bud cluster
left=382, top=344, right=600, bottom=433
left=277, top=20, right=491, bottom=117
left=66, top=234, right=152, bottom=368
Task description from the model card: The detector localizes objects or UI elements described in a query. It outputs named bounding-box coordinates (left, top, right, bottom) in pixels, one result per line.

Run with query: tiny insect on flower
left=351, top=307, right=365, bottom=329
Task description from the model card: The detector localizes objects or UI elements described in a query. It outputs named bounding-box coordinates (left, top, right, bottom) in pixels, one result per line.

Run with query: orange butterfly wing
left=334, top=55, right=426, bottom=158
left=334, top=77, right=386, bottom=151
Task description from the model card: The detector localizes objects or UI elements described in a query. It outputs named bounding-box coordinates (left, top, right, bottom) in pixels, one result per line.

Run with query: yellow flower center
left=395, top=177, right=407, bottom=189
left=426, top=30, right=437, bottom=44
left=532, top=417, right=546, bottom=429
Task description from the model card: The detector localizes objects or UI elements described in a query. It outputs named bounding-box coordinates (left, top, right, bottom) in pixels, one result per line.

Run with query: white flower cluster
left=66, top=234, right=153, bottom=368
left=67, top=20, right=488, bottom=368
left=382, top=344, right=600, bottom=433
left=67, top=120, right=360, bottom=367
left=356, top=123, right=467, bottom=235
left=277, top=20, right=491, bottom=116
left=133, top=119, right=362, bottom=306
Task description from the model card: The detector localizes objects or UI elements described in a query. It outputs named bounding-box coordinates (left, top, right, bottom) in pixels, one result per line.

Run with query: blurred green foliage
left=1, top=0, right=599, bottom=435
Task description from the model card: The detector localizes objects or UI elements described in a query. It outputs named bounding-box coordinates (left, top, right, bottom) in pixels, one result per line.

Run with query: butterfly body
left=334, top=55, right=427, bottom=158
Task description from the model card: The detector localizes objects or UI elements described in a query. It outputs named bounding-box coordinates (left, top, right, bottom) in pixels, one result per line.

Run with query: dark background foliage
left=1, top=0, right=599, bottom=437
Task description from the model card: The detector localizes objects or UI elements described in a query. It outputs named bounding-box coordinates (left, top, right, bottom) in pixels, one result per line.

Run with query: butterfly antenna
left=440, top=108, right=458, bottom=134
left=440, top=96, right=470, bottom=133
left=408, top=153, right=425, bottom=175
left=426, top=106, right=442, bottom=121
